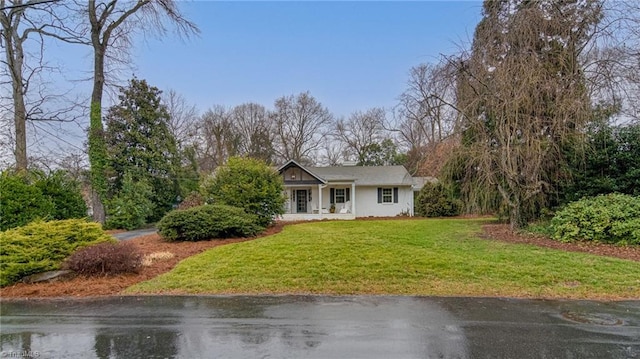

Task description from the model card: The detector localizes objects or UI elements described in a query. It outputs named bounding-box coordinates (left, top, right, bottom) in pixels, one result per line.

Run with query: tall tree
left=161, top=89, right=199, bottom=196
left=43, top=0, right=199, bottom=223
left=162, top=89, right=198, bottom=151
left=193, top=106, right=240, bottom=172
left=232, top=103, right=275, bottom=163
left=271, top=92, right=333, bottom=164
left=1, top=0, right=77, bottom=170
left=454, top=0, right=602, bottom=228
left=359, top=138, right=405, bottom=166
left=104, top=78, right=182, bottom=221
left=335, top=107, right=386, bottom=165
left=395, top=61, right=461, bottom=175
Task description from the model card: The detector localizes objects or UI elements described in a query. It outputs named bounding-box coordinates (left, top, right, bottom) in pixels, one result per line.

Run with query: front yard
left=127, top=219, right=640, bottom=299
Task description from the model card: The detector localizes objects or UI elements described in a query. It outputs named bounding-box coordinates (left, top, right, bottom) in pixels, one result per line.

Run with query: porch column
left=318, top=184, right=323, bottom=219
left=351, top=182, right=356, bottom=217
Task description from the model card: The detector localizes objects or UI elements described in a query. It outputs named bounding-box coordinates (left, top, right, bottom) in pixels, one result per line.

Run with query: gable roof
left=309, top=165, right=414, bottom=186
left=277, top=159, right=327, bottom=184
left=278, top=160, right=414, bottom=186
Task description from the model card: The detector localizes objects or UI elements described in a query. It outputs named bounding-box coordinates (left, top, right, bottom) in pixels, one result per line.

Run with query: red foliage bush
left=64, top=242, right=142, bottom=276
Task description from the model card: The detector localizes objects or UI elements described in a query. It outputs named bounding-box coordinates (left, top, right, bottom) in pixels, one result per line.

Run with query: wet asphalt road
left=0, top=295, right=638, bottom=359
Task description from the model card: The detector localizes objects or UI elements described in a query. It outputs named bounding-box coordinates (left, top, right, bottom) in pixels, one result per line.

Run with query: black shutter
left=393, top=187, right=398, bottom=203
left=377, top=188, right=382, bottom=203
left=330, top=188, right=335, bottom=204
left=346, top=188, right=351, bottom=202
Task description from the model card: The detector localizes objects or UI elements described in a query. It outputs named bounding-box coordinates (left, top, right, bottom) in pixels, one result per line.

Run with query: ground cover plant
left=551, top=193, right=640, bottom=245
left=0, top=219, right=115, bottom=287
left=128, top=219, right=640, bottom=299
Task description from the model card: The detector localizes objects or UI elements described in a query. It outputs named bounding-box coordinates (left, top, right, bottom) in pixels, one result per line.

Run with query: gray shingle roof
left=308, top=165, right=414, bottom=186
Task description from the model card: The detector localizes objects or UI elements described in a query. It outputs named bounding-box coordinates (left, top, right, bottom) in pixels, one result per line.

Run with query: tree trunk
left=88, top=43, right=107, bottom=223
left=13, top=87, right=28, bottom=171
left=2, top=14, right=28, bottom=170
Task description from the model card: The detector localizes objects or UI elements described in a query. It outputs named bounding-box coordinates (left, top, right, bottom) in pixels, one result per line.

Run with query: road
left=1, top=296, right=638, bottom=358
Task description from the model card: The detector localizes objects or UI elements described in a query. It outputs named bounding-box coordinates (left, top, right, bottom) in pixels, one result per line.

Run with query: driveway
left=1, top=296, right=638, bottom=358
left=111, top=228, right=157, bottom=241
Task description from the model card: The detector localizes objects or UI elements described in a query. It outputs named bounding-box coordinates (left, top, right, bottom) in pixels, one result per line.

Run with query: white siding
left=355, top=186, right=413, bottom=217
left=283, top=184, right=414, bottom=217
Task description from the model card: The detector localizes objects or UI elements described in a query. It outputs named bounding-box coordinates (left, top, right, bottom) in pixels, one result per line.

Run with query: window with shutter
left=381, top=188, right=393, bottom=203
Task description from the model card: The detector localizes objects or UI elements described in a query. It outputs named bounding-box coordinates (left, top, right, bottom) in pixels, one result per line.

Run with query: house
left=278, top=160, right=416, bottom=221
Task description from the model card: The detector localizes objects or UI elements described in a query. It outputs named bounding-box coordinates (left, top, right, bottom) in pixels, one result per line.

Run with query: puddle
left=561, top=311, right=624, bottom=326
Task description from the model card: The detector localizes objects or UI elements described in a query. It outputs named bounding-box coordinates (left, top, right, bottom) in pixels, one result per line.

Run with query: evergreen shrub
left=0, top=219, right=114, bottom=286
left=415, top=182, right=462, bottom=217
left=551, top=193, right=640, bottom=244
left=158, top=204, right=263, bottom=242
left=0, top=170, right=87, bottom=231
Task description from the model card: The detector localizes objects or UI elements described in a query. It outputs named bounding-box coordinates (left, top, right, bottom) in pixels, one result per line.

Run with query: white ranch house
left=278, top=160, right=420, bottom=221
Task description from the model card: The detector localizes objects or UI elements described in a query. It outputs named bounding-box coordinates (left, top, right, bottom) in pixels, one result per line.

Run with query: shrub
left=0, top=171, right=52, bottom=231
left=36, top=170, right=88, bottom=221
left=158, top=204, right=264, bottom=242
left=64, top=242, right=142, bottom=275
left=415, top=182, right=462, bottom=217
left=177, top=191, right=205, bottom=210
left=105, top=172, right=155, bottom=230
left=202, top=157, right=286, bottom=227
left=550, top=193, right=640, bottom=244
left=0, top=170, right=87, bottom=231
left=0, top=219, right=115, bottom=286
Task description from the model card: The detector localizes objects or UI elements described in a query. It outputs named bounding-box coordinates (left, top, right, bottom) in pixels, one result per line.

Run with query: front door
left=296, top=189, right=307, bottom=213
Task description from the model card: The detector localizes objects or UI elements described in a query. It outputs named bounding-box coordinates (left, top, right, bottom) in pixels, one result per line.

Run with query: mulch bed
left=1, top=220, right=637, bottom=299
left=482, top=223, right=640, bottom=262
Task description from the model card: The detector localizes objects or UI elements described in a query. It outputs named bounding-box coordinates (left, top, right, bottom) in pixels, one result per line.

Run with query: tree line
left=2, top=0, right=639, bottom=230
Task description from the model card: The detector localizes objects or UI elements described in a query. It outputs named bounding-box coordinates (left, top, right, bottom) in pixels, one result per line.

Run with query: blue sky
left=131, top=1, right=483, bottom=118
left=2, top=1, right=484, bottom=165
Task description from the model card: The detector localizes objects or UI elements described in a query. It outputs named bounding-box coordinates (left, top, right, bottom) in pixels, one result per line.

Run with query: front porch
left=279, top=212, right=356, bottom=221
left=279, top=160, right=357, bottom=221
left=282, top=183, right=356, bottom=219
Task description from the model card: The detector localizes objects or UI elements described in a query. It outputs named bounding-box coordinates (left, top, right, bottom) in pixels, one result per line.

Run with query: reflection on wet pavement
left=1, top=296, right=638, bottom=358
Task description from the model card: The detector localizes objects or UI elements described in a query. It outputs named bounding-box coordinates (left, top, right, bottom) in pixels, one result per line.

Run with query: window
left=377, top=187, right=398, bottom=204
left=382, top=188, right=393, bottom=203
left=330, top=188, right=350, bottom=204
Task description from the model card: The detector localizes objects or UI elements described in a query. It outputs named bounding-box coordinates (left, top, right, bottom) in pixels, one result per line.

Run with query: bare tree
left=585, top=0, right=640, bottom=124
left=0, top=0, right=82, bottom=170
left=271, top=91, right=333, bottom=164
left=192, top=106, right=239, bottom=172
left=394, top=61, right=461, bottom=175
left=162, top=89, right=198, bottom=150
left=232, top=103, right=275, bottom=163
left=335, top=107, right=386, bottom=164
left=319, top=139, right=345, bottom=166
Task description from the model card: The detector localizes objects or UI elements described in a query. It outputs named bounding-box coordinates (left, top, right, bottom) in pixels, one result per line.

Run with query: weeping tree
left=452, top=0, right=603, bottom=229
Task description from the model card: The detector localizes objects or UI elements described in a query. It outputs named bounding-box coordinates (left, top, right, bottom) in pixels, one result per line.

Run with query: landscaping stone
left=22, top=270, right=76, bottom=284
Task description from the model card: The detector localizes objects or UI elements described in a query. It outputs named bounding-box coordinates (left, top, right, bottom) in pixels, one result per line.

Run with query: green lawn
left=127, top=219, right=640, bottom=299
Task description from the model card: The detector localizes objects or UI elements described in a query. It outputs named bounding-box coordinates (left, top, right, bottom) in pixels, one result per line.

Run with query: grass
left=126, top=219, right=640, bottom=299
